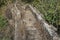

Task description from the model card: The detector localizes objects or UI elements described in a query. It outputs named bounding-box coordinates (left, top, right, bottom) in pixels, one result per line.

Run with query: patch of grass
left=0, top=14, right=8, bottom=29
left=0, top=0, right=14, bottom=40
left=22, top=0, right=60, bottom=32
left=22, top=0, right=60, bottom=27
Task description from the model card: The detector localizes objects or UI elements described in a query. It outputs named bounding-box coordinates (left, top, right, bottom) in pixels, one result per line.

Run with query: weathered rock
left=8, top=3, right=53, bottom=40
